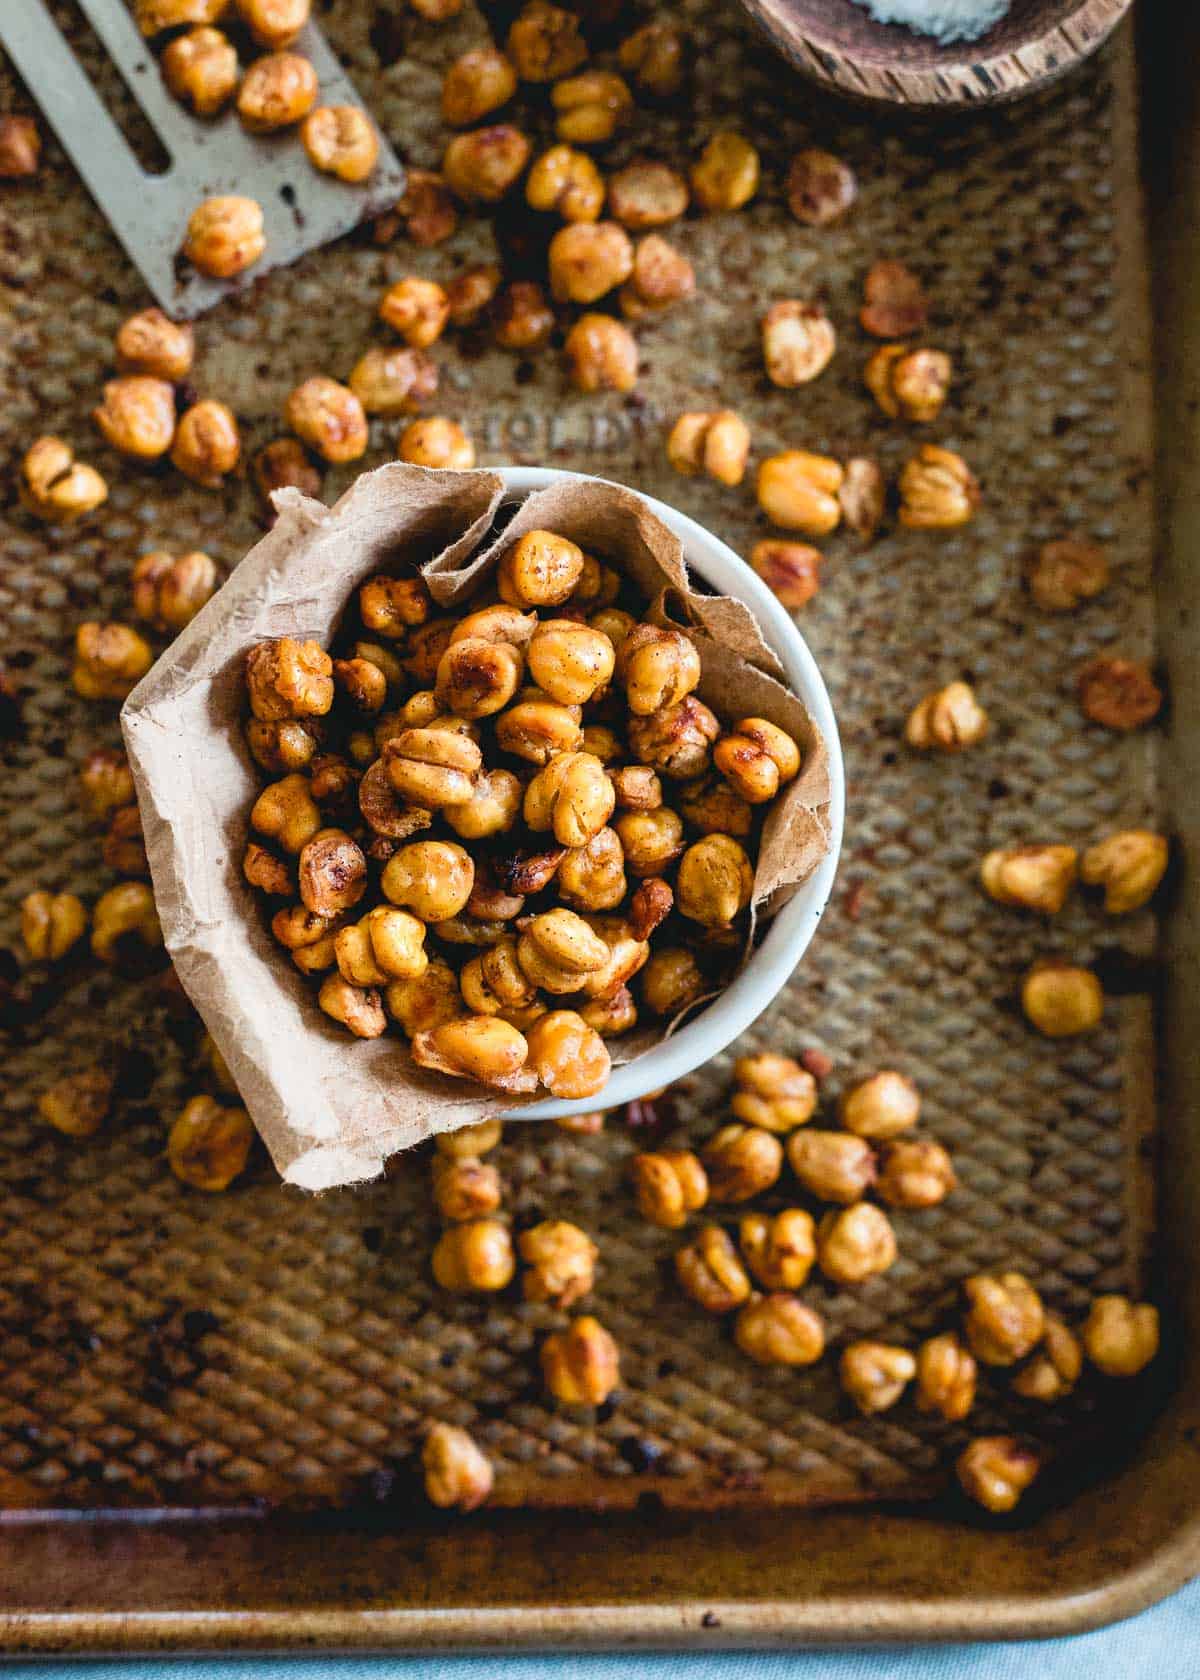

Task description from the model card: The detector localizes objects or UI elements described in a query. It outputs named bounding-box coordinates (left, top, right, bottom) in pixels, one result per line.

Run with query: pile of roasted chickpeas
left=238, top=524, right=806, bottom=1101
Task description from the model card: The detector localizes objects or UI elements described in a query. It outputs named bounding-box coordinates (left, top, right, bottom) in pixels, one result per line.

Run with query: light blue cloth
left=9, top=1573, right=1200, bottom=1678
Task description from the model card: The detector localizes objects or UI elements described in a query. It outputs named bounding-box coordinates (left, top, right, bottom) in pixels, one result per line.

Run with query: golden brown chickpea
left=251, top=774, right=321, bottom=854
left=553, top=1108, right=606, bottom=1136
left=79, top=747, right=136, bottom=819
left=235, top=0, right=309, bottom=49
left=162, top=25, right=238, bottom=115
left=446, top=263, right=503, bottom=327
left=39, top=1067, right=113, bottom=1138
left=441, top=46, right=518, bottom=127
left=408, top=0, right=463, bottom=18
left=378, top=276, right=450, bottom=349
left=957, top=1437, right=1040, bottom=1514
left=338, top=907, right=427, bottom=984
left=898, top=445, right=980, bottom=530
left=246, top=636, right=333, bottom=722
left=443, top=125, right=531, bottom=204
left=384, top=725, right=481, bottom=809
left=905, top=680, right=988, bottom=751
left=963, top=1272, right=1045, bottom=1366
left=1082, top=1295, right=1160, bottom=1376
left=619, top=233, right=695, bottom=319
left=916, top=1331, right=977, bottom=1421
left=171, top=399, right=241, bottom=486
left=787, top=1129, right=876, bottom=1204
left=677, top=774, right=753, bottom=838
left=527, top=619, right=614, bottom=707
left=859, top=258, right=928, bottom=338
left=840, top=1341, right=917, bottom=1415
left=1012, top=1314, right=1083, bottom=1402
left=584, top=724, right=622, bottom=764
left=618, top=20, right=684, bottom=96
left=757, top=451, right=844, bottom=537
left=333, top=656, right=387, bottom=714
left=614, top=807, right=684, bottom=878
left=359, top=576, right=431, bottom=644
left=839, top=457, right=887, bottom=543
left=630, top=1148, right=708, bottom=1229
left=1080, top=830, right=1169, bottom=913
left=703, top=1123, right=782, bottom=1202
left=183, top=195, right=265, bottom=277
left=786, top=148, right=857, bottom=226
left=385, top=959, right=462, bottom=1036
left=526, top=144, right=605, bottom=222
left=520, top=1219, right=598, bottom=1307
left=589, top=605, right=636, bottom=649
left=817, top=1204, right=897, bottom=1285
left=72, top=622, right=153, bottom=701
left=243, top=839, right=292, bottom=896
left=246, top=717, right=321, bottom=775
left=345, top=349, right=436, bottom=419
left=506, top=0, right=587, bottom=79
left=618, top=625, right=700, bottom=717
left=21, top=890, right=88, bottom=961
left=168, top=1094, right=254, bottom=1190
left=397, top=417, right=476, bottom=470
left=435, top=636, right=522, bottom=721
left=298, top=829, right=367, bottom=916
left=460, top=937, right=536, bottom=1016
left=864, top=344, right=952, bottom=422
left=1020, top=962, right=1103, bottom=1038
left=675, top=1224, right=752, bottom=1313
left=541, top=1315, right=619, bottom=1406
left=302, top=105, right=378, bottom=182
left=103, top=803, right=149, bottom=877
left=1025, top=537, right=1109, bottom=613
left=840, top=1071, right=920, bottom=1141
left=640, top=946, right=704, bottom=1018
left=432, top=1217, right=515, bottom=1291
left=739, top=1208, right=816, bottom=1291
left=666, top=410, right=751, bottom=488
left=21, top=436, right=107, bottom=522
left=980, top=844, right=1078, bottom=914
left=761, top=301, right=836, bottom=388
left=131, top=549, right=219, bottom=633
left=551, top=70, right=633, bottom=145
left=628, top=695, right=720, bottom=781
left=732, top=1054, right=817, bottom=1133
left=558, top=827, right=626, bottom=911
left=677, top=834, right=753, bottom=927
left=691, top=131, right=759, bottom=212
left=433, top=1153, right=502, bottom=1222
left=444, top=769, right=523, bottom=840
left=524, top=751, right=615, bottom=848
left=497, top=530, right=584, bottom=607
left=412, top=1015, right=536, bottom=1093
left=92, top=376, right=176, bottom=461
left=116, top=309, right=193, bottom=385
left=283, top=377, right=367, bottom=464
left=272, top=900, right=335, bottom=950
left=609, top=764, right=662, bottom=812
left=564, top=313, right=638, bottom=393
left=1077, top=655, right=1163, bottom=731
left=437, top=1118, right=504, bottom=1159
left=517, top=906, right=609, bottom=994
left=382, top=839, right=474, bottom=921
left=136, top=0, right=228, bottom=35
left=527, top=1009, right=611, bottom=1098
left=580, top=984, right=637, bottom=1037
left=253, top=437, right=323, bottom=508
left=422, top=1423, right=493, bottom=1512
left=577, top=915, right=648, bottom=1001
left=876, top=1138, right=956, bottom=1209
left=713, top=718, right=801, bottom=805
left=548, top=221, right=634, bottom=305
left=0, top=114, right=40, bottom=177
left=734, top=1293, right=825, bottom=1366
left=318, top=970, right=387, bottom=1037
left=606, top=159, right=688, bottom=229
left=236, top=50, right=318, bottom=130
left=492, top=282, right=556, bottom=352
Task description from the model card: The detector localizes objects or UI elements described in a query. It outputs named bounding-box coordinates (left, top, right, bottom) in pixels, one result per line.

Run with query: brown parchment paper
left=122, top=464, right=831, bottom=1190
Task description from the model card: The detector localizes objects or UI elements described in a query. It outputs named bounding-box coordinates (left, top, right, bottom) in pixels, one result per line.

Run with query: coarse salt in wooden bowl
left=737, top=0, right=1132, bottom=107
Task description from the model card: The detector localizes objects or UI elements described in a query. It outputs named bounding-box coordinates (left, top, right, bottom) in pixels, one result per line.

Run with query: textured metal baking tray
left=0, top=0, right=1197, bottom=1652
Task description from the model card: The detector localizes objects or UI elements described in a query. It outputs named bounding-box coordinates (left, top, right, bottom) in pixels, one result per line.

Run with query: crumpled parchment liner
left=123, top=465, right=831, bottom=1191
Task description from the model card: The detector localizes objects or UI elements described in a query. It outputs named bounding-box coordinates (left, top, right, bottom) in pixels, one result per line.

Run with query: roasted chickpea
left=817, top=1204, right=897, bottom=1285
left=21, top=436, right=108, bottom=522
left=614, top=807, right=684, bottom=877
left=713, top=718, right=801, bottom=805
left=378, top=276, right=450, bottom=349
left=284, top=377, right=367, bottom=464
left=980, top=844, right=1078, bottom=914
left=183, top=194, right=265, bottom=277
left=434, top=636, right=522, bottom=720
left=691, top=131, right=759, bottom=212
left=497, top=529, right=583, bottom=607
left=524, top=751, right=614, bottom=848
left=516, top=905, right=609, bottom=994
left=526, top=144, right=605, bottom=221
left=441, top=46, right=518, bottom=127
left=575, top=915, right=647, bottom=1001
left=72, top=621, right=153, bottom=701
left=168, top=1094, right=254, bottom=1190
left=422, top=1423, right=493, bottom=1511
left=506, top=0, right=587, bottom=80
left=442, top=125, right=531, bottom=203
left=625, top=877, right=672, bottom=944
left=301, top=105, right=378, bottom=182
left=589, top=605, right=635, bottom=649
left=757, top=451, right=844, bottom=538
left=957, top=1437, right=1040, bottom=1514
left=432, top=1217, right=515, bottom=1291
left=619, top=233, right=695, bottom=319
left=860, top=258, right=928, bottom=338
left=677, top=834, right=753, bottom=927
left=628, top=697, right=720, bottom=780
left=609, top=765, right=662, bottom=812
left=702, top=1123, right=782, bottom=1202
left=272, top=900, right=335, bottom=949
left=39, top=1067, right=113, bottom=1138
left=527, top=1009, right=611, bottom=1098
left=412, top=1015, right=536, bottom=1093
left=348, top=347, right=438, bottom=417
left=787, top=1129, right=876, bottom=1204
left=250, top=773, right=321, bottom=854
left=492, top=281, right=556, bottom=351
left=298, top=829, right=367, bottom=916
left=666, top=410, right=751, bottom=488
left=557, top=827, right=626, bottom=911
left=564, top=313, right=638, bottom=393
left=1083, top=1295, right=1159, bottom=1376
left=382, top=839, right=474, bottom=921
left=905, top=681, right=988, bottom=751
left=1080, top=830, right=1169, bottom=913
left=433, top=1153, right=502, bottom=1221
left=761, top=301, right=836, bottom=388
left=0, top=114, right=40, bottom=178
left=236, top=50, right=318, bottom=129
left=102, top=804, right=148, bottom=877
left=460, top=937, right=536, bottom=1017
left=136, top=0, right=228, bottom=34
left=630, top=1148, right=707, bottom=1229
left=865, top=344, right=952, bottom=422
left=617, top=625, right=700, bottom=718
left=839, top=456, right=886, bottom=543
left=384, top=727, right=481, bottom=809
left=734, top=1293, right=825, bottom=1367
left=246, top=636, right=332, bottom=721
left=963, top=1271, right=1045, bottom=1366
left=1025, top=537, right=1109, bottom=612
left=618, top=20, right=684, bottom=97
left=235, top=0, right=308, bottom=49
left=92, top=376, right=176, bottom=461
left=131, top=548, right=219, bottom=634
left=339, top=906, right=427, bottom=984
left=549, top=221, right=633, bottom=305
left=677, top=774, right=752, bottom=838
left=541, top=1315, right=620, bottom=1407
left=519, top=1219, right=597, bottom=1308
left=1012, top=1315, right=1083, bottom=1402
left=786, top=148, right=857, bottom=226
left=446, top=263, right=502, bottom=328
left=378, top=169, right=455, bottom=249
left=385, top=958, right=461, bottom=1036
left=898, top=445, right=980, bottom=530
left=580, top=984, right=637, bottom=1037
left=400, top=623, right=455, bottom=687
left=1077, top=656, right=1163, bottom=731
left=243, top=839, right=292, bottom=896
left=444, top=769, right=523, bottom=840
left=437, top=1118, right=503, bottom=1159
left=732, top=1053, right=817, bottom=1133
left=739, top=1208, right=816, bottom=1291
left=606, top=159, right=688, bottom=229
left=527, top=619, right=614, bottom=706
left=1020, top=962, right=1103, bottom=1038
left=840, top=1341, right=917, bottom=1415
left=80, top=747, right=136, bottom=819
left=840, top=1071, right=919, bottom=1141
left=876, top=1138, right=956, bottom=1209
left=318, top=971, right=387, bottom=1037
left=397, top=417, right=475, bottom=470
left=171, top=398, right=240, bottom=486
left=116, top=307, right=194, bottom=384
left=253, top=437, right=323, bottom=507
left=330, top=656, right=385, bottom=714
left=640, top=946, right=704, bottom=1017
left=916, top=1331, right=977, bottom=1421
left=162, top=25, right=238, bottom=115
left=21, top=890, right=88, bottom=961
left=675, top=1224, right=752, bottom=1313
left=550, top=71, right=630, bottom=145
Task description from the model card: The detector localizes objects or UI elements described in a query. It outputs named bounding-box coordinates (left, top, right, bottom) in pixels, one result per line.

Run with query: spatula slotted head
left=0, top=0, right=406, bottom=318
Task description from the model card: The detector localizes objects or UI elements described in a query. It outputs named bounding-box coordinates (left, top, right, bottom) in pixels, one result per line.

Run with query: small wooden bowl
left=737, top=0, right=1132, bottom=107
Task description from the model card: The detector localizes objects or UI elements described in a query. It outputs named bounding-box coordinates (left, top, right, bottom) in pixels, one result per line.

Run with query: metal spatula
left=0, top=0, right=406, bottom=318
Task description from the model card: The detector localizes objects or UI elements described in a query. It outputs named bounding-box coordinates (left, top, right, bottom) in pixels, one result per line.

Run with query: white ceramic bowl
left=501, top=467, right=845, bottom=1120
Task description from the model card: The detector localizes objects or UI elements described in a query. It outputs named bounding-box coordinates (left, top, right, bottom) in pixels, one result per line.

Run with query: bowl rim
left=497, top=466, right=845, bottom=1120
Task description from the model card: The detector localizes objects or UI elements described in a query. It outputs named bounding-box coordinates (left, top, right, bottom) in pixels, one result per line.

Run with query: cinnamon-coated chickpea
left=1012, top=1315, right=1083, bottom=1402
left=528, top=619, right=615, bottom=705
left=817, top=1204, right=897, bottom=1284
left=641, top=946, right=704, bottom=1017
left=517, top=906, right=609, bottom=993
left=251, top=773, right=321, bottom=853
left=916, top=1332, right=977, bottom=1421
left=526, top=144, right=605, bottom=221
left=691, top=131, right=759, bottom=211
left=379, top=276, right=450, bottom=349
left=103, top=804, right=148, bottom=878
left=72, top=622, right=154, bottom=701
left=630, top=1148, right=707, bottom=1229
left=520, top=1219, right=598, bottom=1307
left=899, top=445, right=981, bottom=530
left=677, top=834, right=753, bottom=926
left=558, top=827, right=626, bottom=911
left=170, top=397, right=241, bottom=487
left=750, top=540, right=822, bottom=610
left=551, top=71, right=633, bottom=144
left=298, top=828, right=367, bottom=916
left=618, top=20, right=684, bottom=97
left=788, top=1133, right=874, bottom=1206
left=738, top=1208, right=816, bottom=1290
left=618, top=625, right=701, bottom=717
left=609, top=764, right=662, bottom=811
left=757, top=451, right=844, bottom=537
left=235, top=0, right=308, bottom=49
left=675, top=1225, right=752, bottom=1313
left=761, top=301, right=836, bottom=388
left=183, top=195, right=265, bottom=277
left=433, top=1153, right=502, bottom=1221
left=1020, top=962, right=1104, bottom=1038
left=493, top=281, right=556, bottom=351
left=619, top=233, right=695, bottom=319
left=349, top=346, right=438, bottom=416
left=441, top=46, right=518, bottom=127
left=332, top=656, right=386, bottom=713
left=162, top=25, right=239, bottom=115
left=131, top=549, right=219, bottom=632
left=589, top=606, right=636, bottom=649
left=422, top=1423, right=493, bottom=1512
left=576, top=915, right=648, bottom=1001
left=841, top=1071, right=920, bottom=1140
left=271, top=901, right=335, bottom=951
left=411, top=1015, right=535, bottom=1093
left=564, top=314, right=638, bottom=393
left=957, top=1437, right=1040, bottom=1514
left=980, top=844, right=1078, bottom=914
left=614, top=807, right=684, bottom=877
left=253, top=437, right=323, bottom=505
left=787, top=148, right=857, bottom=225
left=840, top=1342, right=917, bottom=1415
left=444, top=769, right=523, bottom=840
left=460, top=937, right=537, bottom=1016
left=541, top=1315, right=620, bottom=1407
left=302, top=105, right=378, bottom=182
left=583, top=724, right=622, bottom=763
left=506, top=0, right=587, bottom=80
left=344, top=905, right=428, bottom=983
left=285, top=377, right=367, bottom=464
left=865, top=344, right=952, bottom=422
left=385, top=958, right=461, bottom=1036
left=876, top=1139, right=956, bottom=1209
left=549, top=222, right=634, bottom=304
left=1080, top=830, right=1169, bottom=914
left=246, top=717, right=321, bottom=774
left=498, top=530, right=584, bottom=607
left=435, top=636, right=522, bottom=719
left=243, top=840, right=292, bottom=896
left=526, top=1009, right=611, bottom=1098
left=92, top=881, right=162, bottom=963
left=382, top=839, right=474, bottom=922
left=397, top=416, right=476, bottom=470
left=246, top=637, right=333, bottom=722
left=580, top=984, right=637, bottom=1037
left=93, top=377, right=177, bottom=460
left=703, top=1123, right=782, bottom=1201
left=963, top=1272, right=1045, bottom=1366
left=732, top=1054, right=817, bottom=1133
left=237, top=50, right=318, bottom=130
left=39, top=1067, right=113, bottom=1138
left=677, top=774, right=753, bottom=839
left=628, top=696, right=720, bottom=784
left=713, top=718, right=801, bottom=804
left=432, top=1217, right=515, bottom=1291
left=734, top=1293, right=825, bottom=1366
left=666, top=410, right=751, bottom=487
left=21, top=436, right=108, bottom=522
left=80, top=747, right=136, bottom=819
left=437, top=1119, right=504, bottom=1159
left=496, top=694, right=584, bottom=763
left=442, top=125, right=531, bottom=203
left=384, top=727, right=481, bottom=808
left=1082, top=1295, right=1160, bottom=1376
left=168, top=1094, right=254, bottom=1190
left=905, top=680, right=989, bottom=751
left=524, top=751, right=615, bottom=847
left=21, top=890, right=88, bottom=961
left=607, top=160, right=688, bottom=228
